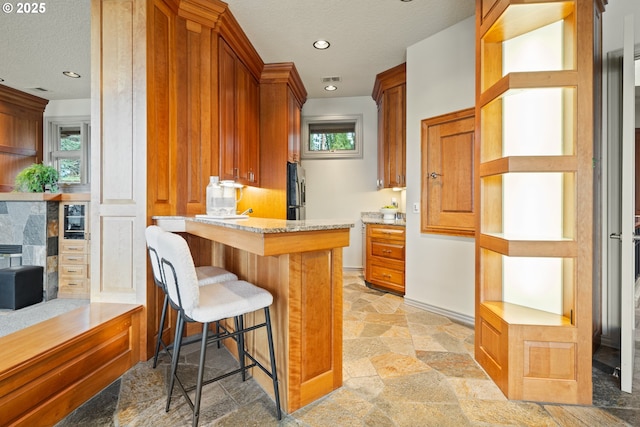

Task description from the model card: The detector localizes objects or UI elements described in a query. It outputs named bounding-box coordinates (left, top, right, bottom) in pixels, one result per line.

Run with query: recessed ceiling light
left=313, top=40, right=330, bottom=50
left=63, top=71, right=81, bottom=78
left=324, top=85, right=337, bottom=91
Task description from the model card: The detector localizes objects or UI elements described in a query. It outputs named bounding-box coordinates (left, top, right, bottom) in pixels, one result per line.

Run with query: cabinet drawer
left=369, top=264, right=404, bottom=286
left=59, top=277, right=88, bottom=293
left=60, top=264, right=87, bottom=277
left=368, top=225, right=405, bottom=241
left=61, top=240, right=87, bottom=253
left=371, top=241, right=404, bottom=261
left=60, top=254, right=88, bottom=265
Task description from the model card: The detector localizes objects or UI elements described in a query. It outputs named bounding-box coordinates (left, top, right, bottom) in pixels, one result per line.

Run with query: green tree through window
left=303, top=115, right=362, bottom=159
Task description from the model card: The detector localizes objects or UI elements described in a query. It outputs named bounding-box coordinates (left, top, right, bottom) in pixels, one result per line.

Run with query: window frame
left=44, top=116, right=91, bottom=191
left=301, top=114, right=363, bottom=159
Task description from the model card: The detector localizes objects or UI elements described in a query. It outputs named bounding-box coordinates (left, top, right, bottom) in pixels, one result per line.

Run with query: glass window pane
left=301, top=114, right=363, bottom=159
left=58, top=158, right=81, bottom=183
left=59, top=125, right=81, bottom=151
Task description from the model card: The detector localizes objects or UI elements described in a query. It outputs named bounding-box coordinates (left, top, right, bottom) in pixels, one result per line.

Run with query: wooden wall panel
left=148, top=0, right=175, bottom=215
left=91, top=0, right=148, bottom=313
left=176, top=18, right=214, bottom=215
left=100, top=216, right=135, bottom=293
left=101, top=1, right=135, bottom=201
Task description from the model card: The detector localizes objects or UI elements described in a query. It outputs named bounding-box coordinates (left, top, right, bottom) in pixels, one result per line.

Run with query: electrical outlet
left=412, top=203, right=420, bottom=213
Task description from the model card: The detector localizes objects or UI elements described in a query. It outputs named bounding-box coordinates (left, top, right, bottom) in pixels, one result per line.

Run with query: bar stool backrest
left=145, top=226, right=165, bottom=290
left=157, top=231, right=200, bottom=316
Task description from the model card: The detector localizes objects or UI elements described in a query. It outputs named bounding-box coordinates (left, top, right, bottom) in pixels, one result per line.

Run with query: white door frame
left=602, top=20, right=639, bottom=391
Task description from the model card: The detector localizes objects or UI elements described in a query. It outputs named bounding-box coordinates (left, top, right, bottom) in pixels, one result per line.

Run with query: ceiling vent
left=321, top=76, right=341, bottom=83
left=28, top=87, right=50, bottom=92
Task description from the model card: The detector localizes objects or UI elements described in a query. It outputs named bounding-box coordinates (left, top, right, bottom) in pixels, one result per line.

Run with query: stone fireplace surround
left=0, top=194, right=60, bottom=301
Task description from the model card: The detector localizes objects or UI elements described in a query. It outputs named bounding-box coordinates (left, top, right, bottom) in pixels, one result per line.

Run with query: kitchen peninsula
left=153, top=215, right=353, bottom=413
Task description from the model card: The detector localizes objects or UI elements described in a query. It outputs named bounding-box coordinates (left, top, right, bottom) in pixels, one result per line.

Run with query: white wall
left=404, top=16, right=476, bottom=323
left=43, top=99, right=91, bottom=117
left=302, top=96, right=402, bottom=270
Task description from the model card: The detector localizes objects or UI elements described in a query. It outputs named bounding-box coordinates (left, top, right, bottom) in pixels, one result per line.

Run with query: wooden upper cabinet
left=421, top=108, right=475, bottom=237
left=219, top=38, right=260, bottom=186
left=372, top=63, right=406, bottom=189
left=0, top=85, right=48, bottom=192
left=252, top=62, right=307, bottom=219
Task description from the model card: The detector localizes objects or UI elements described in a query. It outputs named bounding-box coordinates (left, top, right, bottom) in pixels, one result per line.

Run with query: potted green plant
left=14, top=163, right=59, bottom=193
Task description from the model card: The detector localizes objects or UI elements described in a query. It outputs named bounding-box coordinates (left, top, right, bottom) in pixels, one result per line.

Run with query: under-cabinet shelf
left=480, top=301, right=572, bottom=327
left=479, top=156, right=577, bottom=176
left=480, top=1, right=575, bottom=44
left=480, top=71, right=578, bottom=107
left=478, top=234, right=577, bottom=257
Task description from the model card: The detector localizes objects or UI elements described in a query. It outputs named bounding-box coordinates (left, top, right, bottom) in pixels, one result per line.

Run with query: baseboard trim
left=404, top=297, right=475, bottom=327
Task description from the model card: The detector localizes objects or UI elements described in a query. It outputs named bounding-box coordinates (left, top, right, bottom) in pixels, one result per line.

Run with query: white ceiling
left=0, top=0, right=91, bottom=100
left=0, top=0, right=475, bottom=101
left=223, top=0, right=475, bottom=98
left=0, top=0, right=636, bottom=102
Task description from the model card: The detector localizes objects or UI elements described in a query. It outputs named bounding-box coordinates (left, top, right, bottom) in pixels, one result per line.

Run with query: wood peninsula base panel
left=178, top=217, right=351, bottom=413
left=220, top=246, right=343, bottom=412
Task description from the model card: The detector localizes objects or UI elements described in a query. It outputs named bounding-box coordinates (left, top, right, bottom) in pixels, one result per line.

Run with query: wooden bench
left=0, top=303, right=143, bottom=426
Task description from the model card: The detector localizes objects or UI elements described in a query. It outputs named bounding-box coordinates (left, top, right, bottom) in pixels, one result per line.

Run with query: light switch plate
left=412, top=203, right=420, bottom=213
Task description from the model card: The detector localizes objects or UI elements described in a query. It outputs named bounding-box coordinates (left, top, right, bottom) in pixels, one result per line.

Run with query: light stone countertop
left=360, top=211, right=406, bottom=226
left=153, top=215, right=354, bottom=234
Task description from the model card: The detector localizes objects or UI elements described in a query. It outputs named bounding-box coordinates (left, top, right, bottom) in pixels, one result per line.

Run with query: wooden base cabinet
left=365, top=224, right=405, bottom=295
left=58, top=202, right=90, bottom=299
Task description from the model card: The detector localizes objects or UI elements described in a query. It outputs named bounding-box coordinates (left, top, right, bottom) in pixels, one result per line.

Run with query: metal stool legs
left=264, top=306, right=282, bottom=420
left=153, top=293, right=170, bottom=368
left=166, top=309, right=282, bottom=426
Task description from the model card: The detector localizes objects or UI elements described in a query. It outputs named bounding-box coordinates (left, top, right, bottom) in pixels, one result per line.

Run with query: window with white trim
left=46, top=116, right=91, bottom=190
left=301, top=114, right=363, bottom=159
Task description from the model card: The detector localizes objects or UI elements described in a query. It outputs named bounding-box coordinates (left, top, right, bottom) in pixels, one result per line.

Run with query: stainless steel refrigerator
left=287, top=161, right=306, bottom=220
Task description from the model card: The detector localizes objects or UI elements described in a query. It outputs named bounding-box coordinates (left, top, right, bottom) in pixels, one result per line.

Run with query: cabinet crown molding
left=177, top=0, right=227, bottom=28
left=0, top=84, right=48, bottom=113
left=261, top=63, right=308, bottom=107
left=371, top=62, right=406, bottom=105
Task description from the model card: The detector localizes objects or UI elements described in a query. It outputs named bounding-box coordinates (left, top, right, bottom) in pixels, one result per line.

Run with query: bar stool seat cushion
left=195, top=266, right=238, bottom=286
left=192, top=280, right=273, bottom=323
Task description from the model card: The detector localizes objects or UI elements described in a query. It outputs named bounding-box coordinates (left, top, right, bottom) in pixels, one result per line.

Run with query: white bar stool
left=157, top=230, right=281, bottom=427
left=145, top=225, right=238, bottom=367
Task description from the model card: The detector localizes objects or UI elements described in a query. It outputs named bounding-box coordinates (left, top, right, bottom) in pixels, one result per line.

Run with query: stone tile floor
left=56, top=273, right=640, bottom=426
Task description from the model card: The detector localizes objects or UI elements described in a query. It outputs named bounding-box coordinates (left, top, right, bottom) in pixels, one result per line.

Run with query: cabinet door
left=385, top=85, right=406, bottom=187
left=235, top=60, right=259, bottom=184
left=219, top=40, right=237, bottom=181
left=421, top=108, right=475, bottom=237
left=376, top=99, right=385, bottom=189
left=288, top=88, right=301, bottom=163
